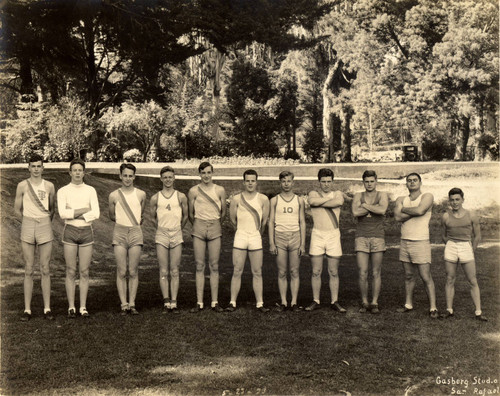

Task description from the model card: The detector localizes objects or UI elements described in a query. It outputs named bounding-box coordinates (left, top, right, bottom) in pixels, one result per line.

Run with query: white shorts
left=444, top=240, right=474, bottom=264
left=309, top=229, right=342, bottom=258
left=233, top=229, right=262, bottom=251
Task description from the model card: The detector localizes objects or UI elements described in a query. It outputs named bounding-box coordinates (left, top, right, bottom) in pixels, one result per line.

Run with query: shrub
left=123, top=148, right=142, bottom=162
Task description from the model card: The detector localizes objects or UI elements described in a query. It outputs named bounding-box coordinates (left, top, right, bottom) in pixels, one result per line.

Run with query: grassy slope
left=0, top=169, right=498, bottom=395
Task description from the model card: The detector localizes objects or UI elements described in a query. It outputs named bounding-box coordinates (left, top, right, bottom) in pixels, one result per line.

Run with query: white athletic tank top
left=157, top=190, right=182, bottom=229
left=23, top=180, right=49, bottom=219
left=310, top=191, right=341, bottom=233
left=274, top=194, right=300, bottom=232
left=401, top=194, right=432, bottom=240
left=116, top=188, right=142, bottom=226
left=194, top=185, right=221, bottom=220
left=236, top=193, right=263, bottom=232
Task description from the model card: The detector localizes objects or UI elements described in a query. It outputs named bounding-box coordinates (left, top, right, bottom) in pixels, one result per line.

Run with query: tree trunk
left=340, top=105, right=353, bottom=162
left=211, top=50, right=225, bottom=144
left=19, top=56, right=35, bottom=100
left=453, top=116, right=470, bottom=161
left=322, top=63, right=337, bottom=162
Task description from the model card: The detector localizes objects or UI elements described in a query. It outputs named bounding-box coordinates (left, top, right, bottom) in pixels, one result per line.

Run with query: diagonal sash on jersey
left=318, top=191, right=339, bottom=229
left=197, top=186, right=221, bottom=215
left=118, top=189, right=140, bottom=226
left=26, top=180, right=50, bottom=215
left=240, top=194, right=261, bottom=231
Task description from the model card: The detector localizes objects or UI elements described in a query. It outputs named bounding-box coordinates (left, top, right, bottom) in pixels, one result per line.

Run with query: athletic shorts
left=112, top=224, right=143, bottom=248
left=399, top=239, right=431, bottom=264
left=233, top=229, right=262, bottom=251
left=444, top=240, right=474, bottom=264
left=21, top=216, right=53, bottom=245
left=156, top=227, right=183, bottom=249
left=309, top=229, right=342, bottom=258
left=275, top=230, right=301, bottom=251
left=355, top=236, right=386, bottom=253
left=62, top=224, right=94, bottom=247
left=191, top=218, right=222, bottom=241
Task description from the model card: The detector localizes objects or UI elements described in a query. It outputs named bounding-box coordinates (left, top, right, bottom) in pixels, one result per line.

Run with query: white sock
left=24, top=310, right=32, bottom=315
left=211, top=301, right=218, bottom=308
left=475, top=310, right=482, bottom=316
left=314, top=299, right=320, bottom=305
left=256, top=302, right=264, bottom=308
left=197, top=302, right=204, bottom=309
left=447, top=308, right=454, bottom=314
left=79, top=307, right=87, bottom=314
left=230, top=301, right=236, bottom=307
left=44, top=308, right=51, bottom=314
left=405, top=303, right=413, bottom=310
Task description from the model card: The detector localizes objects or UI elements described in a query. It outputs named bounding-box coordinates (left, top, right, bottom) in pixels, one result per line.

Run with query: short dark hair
left=160, top=166, right=175, bottom=177
left=448, top=187, right=464, bottom=198
left=362, top=170, right=377, bottom=180
left=279, top=170, right=294, bottom=180
left=198, top=162, right=213, bottom=172
left=406, top=172, right=421, bottom=182
left=28, top=154, right=44, bottom=165
left=69, top=158, right=85, bottom=171
left=243, top=169, right=258, bottom=180
left=120, top=163, right=136, bottom=174
left=318, top=168, right=334, bottom=180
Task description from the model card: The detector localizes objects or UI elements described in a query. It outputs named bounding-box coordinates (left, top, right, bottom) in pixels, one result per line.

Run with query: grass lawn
left=1, top=168, right=498, bottom=395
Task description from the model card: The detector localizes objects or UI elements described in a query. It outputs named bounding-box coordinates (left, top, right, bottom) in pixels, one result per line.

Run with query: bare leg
left=64, top=244, right=79, bottom=309
left=371, top=252, right=383, bottom=305
left=156, top=244, right=170, bottom=300
left=207, top=237, right=221, bottom=304
left=193, top=237, right=207, bottom=305
left=356, top=252, right=370, bottom=305
left=289, top=250, right=300, bottom=306
left=78, top=245, right=93, bottom=309
left=21, top=242, right=36, bottom=312
left=462, top=260, right=481, bottom=312
left=115, top=245, right=129, bottom=306
left=169, top=244, right=182, bottom=303
left=417, top=263, right=437, bottom=311
left=310, top=256, right=323, bottom=302
left=327, top=257, right=341, bottom=303
left=230, top=249, right=247, bottom=304
left=276, top=249, right=288, bottom=305
left=444, top=260, right=457, bottom=311
left=402, top=261, right=416, bottom=308
left=249, top=250, right=264, bottom=305
left=127, top=245, right=142, bottom=307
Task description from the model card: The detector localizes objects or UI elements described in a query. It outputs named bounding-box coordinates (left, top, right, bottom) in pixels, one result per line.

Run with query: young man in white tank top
left=109, top=163, right=146, bottom=315
left=187, top=162, right=226, bottom=312
left=14, top=155, right=56, bottom=321
left=394, top=172, right=438, bottom=318
left=441, top=188, right=486, bottom=321
left=268, top=171, right=306, bottom=312
left=150, top=166, right=188, bottom=314
left=226, top=170, right=270, bottom=312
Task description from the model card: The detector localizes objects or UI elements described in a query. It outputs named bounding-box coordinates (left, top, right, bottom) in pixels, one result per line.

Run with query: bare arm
left=394, top=196, right=411, bottom=222
left=268, top=196, right=277, bottom=255
left=471, top=211, right=481, bottom=251
left=362, top=191, right=389, bottom=215
left=401, top=193, right=433, bottom=216
left=187, top=187, right=196, bottom=224
left=14, top=182, right=25, bottom=220
left=351, top=192, right=369, bottom=217
left=308, top=190, right=343, bottom=208
left=139, top=189, right=147, bottom=225
left=149, top=193, right=159, bottom=227
left=298, top=196, right=307, bottom=256
left=441, top=213, right=449, bottom=244
left=108, top=191, right=117, bottom=222
left=180, top=193, right=189, bottom=229
left=229, top=195, right=238, bottom=229
left=218, top=186, right=227, bottom=223
left=260, top=195, right=270, bottom=234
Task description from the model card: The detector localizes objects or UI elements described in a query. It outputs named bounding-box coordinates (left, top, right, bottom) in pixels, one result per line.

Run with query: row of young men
left=15, top=156, right=487, bottom=321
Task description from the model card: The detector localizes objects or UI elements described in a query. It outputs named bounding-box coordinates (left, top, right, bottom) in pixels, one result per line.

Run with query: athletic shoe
left=396, top=306, right=413, bottom=313
left=44, top=311, right=54, bottom=320
left=305, top=301, right=320, bottom=311
left=440, top=311, right=454, bottom=319
left=170, top=307, right=180, bottom=314
left=129, top=307, right=139, bottom=315
left=291, top=304, right=302, bottom=312
left=80, top=309, right=90, bottom=318
left=331, top=302, right=346, bottom=313
left=275, top=303, right=287, bottom=312
left=257, top=306, right=270, bottom=313
left=370, top=304, right=380, bottom=314
left=475, top=314, right=488, bottom=322
left=429, top=310, right=439, bottom=319
left=67, top=309, right=77, bottom=319
left=189, top=304, right=203, bottom=313
left=120, top=308, right=129, bottom=316
left=162, top=305, right=169, bottom=314
left=20, top=312, right=31, bottom=322
left=211, top=304, right=224, bottom=313
left=359, top=303, right=370, bottom=313
left=225, top=303, right=236, bottom=312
